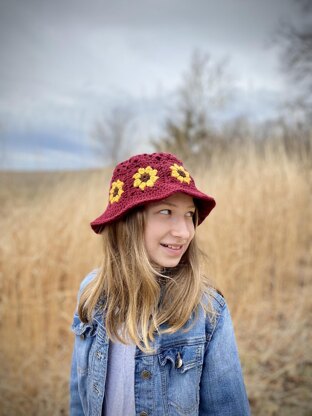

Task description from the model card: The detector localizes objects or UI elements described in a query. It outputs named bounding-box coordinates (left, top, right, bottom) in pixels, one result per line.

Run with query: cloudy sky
left=0, top=0, right=302, bottom=170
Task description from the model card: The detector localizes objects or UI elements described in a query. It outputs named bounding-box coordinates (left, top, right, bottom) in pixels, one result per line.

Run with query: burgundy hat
left=91, top=152, right=216, bottom=233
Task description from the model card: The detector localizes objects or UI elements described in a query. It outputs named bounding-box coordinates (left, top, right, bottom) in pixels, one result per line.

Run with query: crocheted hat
left=91, top=152, right=216, bottom=233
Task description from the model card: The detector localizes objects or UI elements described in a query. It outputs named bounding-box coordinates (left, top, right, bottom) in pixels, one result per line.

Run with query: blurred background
left=0, top=0, right=311, bottom=415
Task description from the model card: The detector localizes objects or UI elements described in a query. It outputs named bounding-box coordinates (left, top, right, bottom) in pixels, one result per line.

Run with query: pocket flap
left=158, top=344, right=203, bottom=373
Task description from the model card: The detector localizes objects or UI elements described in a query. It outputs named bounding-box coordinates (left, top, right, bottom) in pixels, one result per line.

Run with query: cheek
left=144, top=216, right=164, bottom=237
left=143, top=222, right=158, bottom=250
left=143, top=229, right=150, bottom=250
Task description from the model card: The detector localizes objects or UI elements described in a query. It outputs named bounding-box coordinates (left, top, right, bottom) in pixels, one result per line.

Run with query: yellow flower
left=109, top=179, right=124, bottom=203
left=170, top=163, right=191, bottom=184
left=133, top=166, right=159, bottom=190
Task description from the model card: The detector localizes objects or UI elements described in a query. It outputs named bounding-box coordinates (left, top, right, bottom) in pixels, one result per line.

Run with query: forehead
left=151, top=192, right=195, bottom=207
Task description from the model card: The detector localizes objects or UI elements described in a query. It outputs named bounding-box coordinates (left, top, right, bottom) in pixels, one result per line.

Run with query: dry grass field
left=0, top=142, right=311, bottom=415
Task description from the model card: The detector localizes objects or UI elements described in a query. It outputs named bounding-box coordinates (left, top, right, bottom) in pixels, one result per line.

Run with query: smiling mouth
left=160, top=244, right=183, bottom=250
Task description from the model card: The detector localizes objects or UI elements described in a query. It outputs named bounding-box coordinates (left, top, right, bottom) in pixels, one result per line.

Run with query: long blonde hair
left=78, top=207, right=215, bottom=352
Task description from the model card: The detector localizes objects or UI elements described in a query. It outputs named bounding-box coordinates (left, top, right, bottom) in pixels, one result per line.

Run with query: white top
left=103, top=339, right=136, bottom=416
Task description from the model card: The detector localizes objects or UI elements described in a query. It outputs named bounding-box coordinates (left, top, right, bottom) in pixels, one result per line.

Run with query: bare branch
left=154, top=50, right=233, bottom=164
left=91, top=106, right=133, bottom=166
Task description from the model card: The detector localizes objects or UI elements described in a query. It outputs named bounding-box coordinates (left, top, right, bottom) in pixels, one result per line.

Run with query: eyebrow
left=153, top=200, right=196, bottom=209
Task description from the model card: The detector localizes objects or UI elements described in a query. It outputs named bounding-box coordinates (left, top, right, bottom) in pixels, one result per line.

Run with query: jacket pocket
left=159, top=343, right=204, bottom=415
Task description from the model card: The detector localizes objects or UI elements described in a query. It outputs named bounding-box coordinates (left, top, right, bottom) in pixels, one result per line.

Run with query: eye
left=186, top=211, right=195, bottom=217
left=159, top=209, right=171, bottom=215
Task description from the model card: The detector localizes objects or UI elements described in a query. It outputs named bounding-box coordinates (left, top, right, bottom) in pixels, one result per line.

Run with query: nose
left=170, top=217, right=193, bottom=240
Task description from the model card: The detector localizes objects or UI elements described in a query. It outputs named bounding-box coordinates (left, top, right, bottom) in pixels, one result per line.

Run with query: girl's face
left=144, top=193, right=196, bottom=268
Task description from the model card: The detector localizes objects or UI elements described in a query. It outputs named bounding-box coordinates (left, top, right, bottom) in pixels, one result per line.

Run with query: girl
left=70, top=152, right=250, bottom=416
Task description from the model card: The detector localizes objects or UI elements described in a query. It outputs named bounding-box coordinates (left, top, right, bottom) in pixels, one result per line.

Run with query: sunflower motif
left=170, top=163, right=191, bottom=184
left=133, top=166, right=159, bottom=190
left=109, top=179, right=124, bottom=203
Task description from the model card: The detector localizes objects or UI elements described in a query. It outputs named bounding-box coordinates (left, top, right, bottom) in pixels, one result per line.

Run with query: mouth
left=160, top=243, right=183, bottom=251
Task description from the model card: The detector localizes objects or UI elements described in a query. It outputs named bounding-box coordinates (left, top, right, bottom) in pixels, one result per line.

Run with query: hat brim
left=90, top=185, right=215, bottom=234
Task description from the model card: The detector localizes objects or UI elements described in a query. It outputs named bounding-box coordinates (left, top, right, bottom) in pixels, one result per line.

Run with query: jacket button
left=175, top=352, right=183, bottom=368
left=140, top=412, right=148, bottom=416
left=141, top=370, right=151, bottom=380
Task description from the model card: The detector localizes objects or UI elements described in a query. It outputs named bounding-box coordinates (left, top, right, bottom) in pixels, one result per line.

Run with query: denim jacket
left=70, top=271, right=250, bottom=416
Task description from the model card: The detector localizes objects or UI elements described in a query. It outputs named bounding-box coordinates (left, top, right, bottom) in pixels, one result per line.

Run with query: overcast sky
left=0, top=0, right=303, bottom=170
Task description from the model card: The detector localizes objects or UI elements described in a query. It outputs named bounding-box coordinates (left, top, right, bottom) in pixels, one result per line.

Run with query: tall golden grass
left=0, top=141, right=311, bottom=415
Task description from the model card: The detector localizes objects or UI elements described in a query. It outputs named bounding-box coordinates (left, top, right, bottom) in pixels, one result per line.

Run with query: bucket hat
left=91, top=152, right=216, bottom=233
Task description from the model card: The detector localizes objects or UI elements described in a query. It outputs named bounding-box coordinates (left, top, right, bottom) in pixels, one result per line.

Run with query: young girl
left=70, top=152, right=250, bottom=416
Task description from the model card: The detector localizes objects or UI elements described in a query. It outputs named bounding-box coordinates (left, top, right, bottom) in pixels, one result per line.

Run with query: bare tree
left=153, top=50, right=233, bottom=165
left=91, top=106, right=133, bottom=166
left=179, top=50, right=231, bottom=117
left=275, top=0, right=312, bottom=121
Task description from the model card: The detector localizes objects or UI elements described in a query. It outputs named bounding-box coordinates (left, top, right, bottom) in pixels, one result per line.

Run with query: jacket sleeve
left=69, top=270, right=98, bottom=416
left=70, top=339, right=84, bottom=416
left=199, top=300, right=251, bottom=415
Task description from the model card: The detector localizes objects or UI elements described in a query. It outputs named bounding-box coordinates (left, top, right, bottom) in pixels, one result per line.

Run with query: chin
left=157, top=259, right=182, bottom=269
left=150, top=251, right=187, bottom=269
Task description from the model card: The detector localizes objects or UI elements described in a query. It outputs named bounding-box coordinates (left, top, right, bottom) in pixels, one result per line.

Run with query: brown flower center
left=113, top=187, right=119, bottom=197
left=178, top=169, right=186, bottom=178
left=140, top=173, right=151, bottom=182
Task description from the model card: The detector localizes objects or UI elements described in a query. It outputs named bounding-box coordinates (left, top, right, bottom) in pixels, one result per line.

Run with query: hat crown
left=111, top=152, right=184, bottom=182
left=91, top=152, right=216, bottom=233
